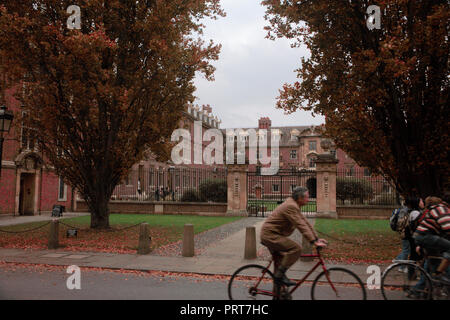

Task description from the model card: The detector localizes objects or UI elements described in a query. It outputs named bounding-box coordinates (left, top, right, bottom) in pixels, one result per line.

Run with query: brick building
left=0, top=90, right=223, bottom=214
left=111, top=104, right=224, bottom=201
left=0, top=88, right=75, bottom=215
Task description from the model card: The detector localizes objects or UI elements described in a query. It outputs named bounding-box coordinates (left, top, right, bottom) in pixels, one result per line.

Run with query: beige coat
left=260, top=197, right=318, bottom=244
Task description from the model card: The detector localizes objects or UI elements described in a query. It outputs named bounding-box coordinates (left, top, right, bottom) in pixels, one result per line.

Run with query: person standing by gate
left=260, top=186, right=328, bottom=286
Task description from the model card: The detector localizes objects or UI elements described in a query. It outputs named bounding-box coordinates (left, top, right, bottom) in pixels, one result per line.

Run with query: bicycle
left=381, top=250, right=449, bottom=300
left=228, top=246, right=367, bottom=300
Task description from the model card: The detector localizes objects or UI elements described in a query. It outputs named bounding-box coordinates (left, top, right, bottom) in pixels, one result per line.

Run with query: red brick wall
left=76, top=200, right=228, bottom=216
left=39, top=171, right=73, bottom=212
left=336, top=205, right=395, bottom=219
left=0, top=87, right=73, bottom=215
left=0, top=167, right=17, bottom=214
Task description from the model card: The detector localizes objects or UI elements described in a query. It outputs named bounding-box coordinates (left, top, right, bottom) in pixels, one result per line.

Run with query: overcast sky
left=193, top=0, right=325, bottom=129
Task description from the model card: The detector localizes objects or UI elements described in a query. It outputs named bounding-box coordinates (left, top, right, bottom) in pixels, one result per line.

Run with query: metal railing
left=337, top=168, right=399, bottom=206
left=111, top=167, right=227, bottom=203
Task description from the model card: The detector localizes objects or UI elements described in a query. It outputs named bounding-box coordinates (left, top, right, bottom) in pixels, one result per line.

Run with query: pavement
left=0, top=211, right=90, bottom=226
left=0, top=213, right=390, bottom=285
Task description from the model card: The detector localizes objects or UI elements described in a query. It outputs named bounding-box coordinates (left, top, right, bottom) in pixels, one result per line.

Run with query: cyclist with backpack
left=413, top=196, right=450, bottom=285
left=391, top=196, right=423, bottom=270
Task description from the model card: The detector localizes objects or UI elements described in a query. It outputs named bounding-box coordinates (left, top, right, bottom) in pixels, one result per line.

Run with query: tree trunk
left=88, top=193, right=111, bottom=229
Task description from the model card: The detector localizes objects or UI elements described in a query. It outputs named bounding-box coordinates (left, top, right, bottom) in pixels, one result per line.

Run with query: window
left=149, top=168, right=154, bottom=185
left=272, top=149, right=279, bottom=158
left=138, top=165, right=144, bottom=184
left=125, top=171, right=133, bottom=185
left=256, top=166, right=261, bottom=175
left=272, top=184, right=279, bottom=192
left=290, top=184, right=296, bottom=192
left=183, top=173, right=189, bottom=187
left=193, top=171, right=197, bottom=187
left=259, top=150, right=265, bottom=160
left=58, top=177, right=67, bottom=201
left=175, top=173, right=180, bottom=187
left=158, top=170, right=164, bottom=187
left=309, top=141, right=317, bottom=151
left=21, top=112, right=36, bottom=150
left=364, top=168, right=371, bottom=177
left=347, top=167, right=354, bottom=177
left=309, top=157, right=316, bottom=168
left=290, top=150, right=297, bottom=159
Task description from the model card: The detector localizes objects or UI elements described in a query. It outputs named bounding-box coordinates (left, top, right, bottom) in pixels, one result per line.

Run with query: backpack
left=410, top=209, right=427, bottom=233
left=396, top=210, right=412, bottom=238
left=390, top=207, right=409, bottom=232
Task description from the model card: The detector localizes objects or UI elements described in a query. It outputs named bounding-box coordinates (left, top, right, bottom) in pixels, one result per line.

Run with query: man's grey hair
left=292, top=186, right=308, bottom=201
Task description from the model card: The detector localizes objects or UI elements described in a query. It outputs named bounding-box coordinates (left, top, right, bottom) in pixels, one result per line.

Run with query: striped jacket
left=416, top=203, right=450, bottom=237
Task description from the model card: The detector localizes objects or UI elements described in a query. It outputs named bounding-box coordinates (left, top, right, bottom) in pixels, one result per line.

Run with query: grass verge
left=314, top=218, right=401, bottom=263
left=0, top=214, right=244, bottom=254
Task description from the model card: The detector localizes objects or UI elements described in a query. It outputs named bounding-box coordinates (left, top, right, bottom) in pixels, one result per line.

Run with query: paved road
left=0, top=263, right=383, bottom=300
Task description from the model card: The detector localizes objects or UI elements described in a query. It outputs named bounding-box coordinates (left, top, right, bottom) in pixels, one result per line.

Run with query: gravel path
left=152, top=216, right=315, bottom=258
left=152, top=217, right=264, bottom=257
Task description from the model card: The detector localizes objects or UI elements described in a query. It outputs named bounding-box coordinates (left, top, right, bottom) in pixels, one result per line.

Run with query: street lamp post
left=0, top=105, right=14, bottom=177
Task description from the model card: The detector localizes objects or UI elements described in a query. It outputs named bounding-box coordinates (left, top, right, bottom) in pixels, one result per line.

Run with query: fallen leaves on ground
left=0, top=224, right=183, bottom=254
left=0, top=261, right=231, bottom=283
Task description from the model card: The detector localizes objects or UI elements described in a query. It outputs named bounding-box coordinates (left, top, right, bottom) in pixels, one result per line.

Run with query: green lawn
left=315, top=219, right=391, bottom=235
left=314, top=218, right=400, bottom=263
left=0, top=214, right=244, bottom=254
left=62, top=214, right=243, bottom=234
left=248, top=200, right=316, bottom=212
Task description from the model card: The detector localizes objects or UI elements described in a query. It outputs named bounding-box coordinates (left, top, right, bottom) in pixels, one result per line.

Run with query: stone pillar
left=226, top=163, right=248, bottom=216
left=137, top=223, right=152, bottom=254
left=244, top=227, right=257, bottom=260
left=315, top=140, right=338, bottom=219
left=182, top=224, right=195, bottom=257
left=48, top=220, right=59, bottom=249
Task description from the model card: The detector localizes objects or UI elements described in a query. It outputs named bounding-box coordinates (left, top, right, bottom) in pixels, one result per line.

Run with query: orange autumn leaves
left=262, top=0, right=449, bottom=197
left=0, top=224, right=182, bottom=254
left=0, top=1, right=224, bottom=228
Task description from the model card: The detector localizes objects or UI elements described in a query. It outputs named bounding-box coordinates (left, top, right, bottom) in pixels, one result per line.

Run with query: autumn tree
left=263, top=0, right=449, bottom=198
left=0, top=0, right=223, bottom=228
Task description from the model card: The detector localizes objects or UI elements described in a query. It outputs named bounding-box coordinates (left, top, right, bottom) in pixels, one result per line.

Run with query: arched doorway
left=14, top=152, right=43, bottom=215
left=255, top=185, right=262, bottom=199
left=307, top=178, right=317, bottom=199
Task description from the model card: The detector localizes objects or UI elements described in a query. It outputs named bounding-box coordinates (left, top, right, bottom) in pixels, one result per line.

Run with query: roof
left=220, top=125, right=322, bottom=147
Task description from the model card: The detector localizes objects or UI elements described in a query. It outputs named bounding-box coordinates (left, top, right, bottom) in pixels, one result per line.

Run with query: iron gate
left=247, top=169, right=317, bottom=217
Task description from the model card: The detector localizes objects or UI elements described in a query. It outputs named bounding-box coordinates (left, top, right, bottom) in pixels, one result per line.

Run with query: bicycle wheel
left=381, top=262, right=432, bottom=300
left=311, top=267, right=367, bottom=300
left=228, top=264, right=276, bottom=300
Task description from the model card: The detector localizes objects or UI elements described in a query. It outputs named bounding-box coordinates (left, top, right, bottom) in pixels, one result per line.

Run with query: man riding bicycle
left=260, top=187, right=328, bottom=286
left=413, top=196, right=450, bottom=285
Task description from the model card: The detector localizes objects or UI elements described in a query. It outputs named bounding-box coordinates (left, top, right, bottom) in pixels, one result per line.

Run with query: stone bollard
left=182, top=224, right=194, bottom=257
left=48, top=220, right=59, bottom=249
left=244, top=227, right=257, bottom=260
left=137, top=223, right=152, bottom=255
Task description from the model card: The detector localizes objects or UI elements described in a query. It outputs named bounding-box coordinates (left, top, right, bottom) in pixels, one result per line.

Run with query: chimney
left=258, top=117, right=272, bottom=129
left=203, top=104, right=212, bottom=114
